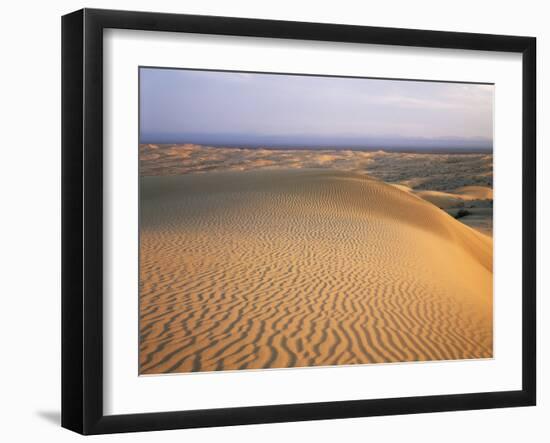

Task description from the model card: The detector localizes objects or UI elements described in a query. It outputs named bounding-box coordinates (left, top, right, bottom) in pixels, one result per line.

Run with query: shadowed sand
left=139, top=169, right=493, bottom=374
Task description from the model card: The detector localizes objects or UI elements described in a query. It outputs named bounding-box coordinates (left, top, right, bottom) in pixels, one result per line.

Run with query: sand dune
left=415, top=187, right=493, bottom=208
left=390, top=183, right=492, bottom=208
left=139, top=144, right=492, bottom=192
left=454, top=185, right=493, bottom=200
left=139, top=144, right=493, bottom=235
left=139, top=169, right=493, bottom=374
left=389, top=183, right=493, bottom=236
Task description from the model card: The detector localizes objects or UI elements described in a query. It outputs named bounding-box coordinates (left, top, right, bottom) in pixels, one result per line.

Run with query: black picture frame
left=61, top=8, right=536, bottom=435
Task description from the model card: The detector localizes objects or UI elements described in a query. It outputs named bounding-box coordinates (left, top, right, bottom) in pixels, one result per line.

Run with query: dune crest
left=140, top=169, right=492, bottom=374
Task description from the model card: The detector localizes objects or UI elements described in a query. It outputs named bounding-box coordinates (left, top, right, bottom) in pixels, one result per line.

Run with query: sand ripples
left=139, top=169, right=492, bottom=374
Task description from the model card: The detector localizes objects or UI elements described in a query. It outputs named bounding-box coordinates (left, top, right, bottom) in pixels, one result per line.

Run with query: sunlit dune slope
left=454, top=185, right=493, bottom=200
left=390, top=183, right=493, bottom=209
left=139, top=169, right=493, bottom=374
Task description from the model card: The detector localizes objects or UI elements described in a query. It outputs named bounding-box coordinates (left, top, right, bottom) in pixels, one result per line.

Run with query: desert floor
left=139, top=147, right=493, bottom=374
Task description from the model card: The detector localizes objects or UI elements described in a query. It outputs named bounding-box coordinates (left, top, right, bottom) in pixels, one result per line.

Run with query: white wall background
left=0, top=0, right=546, bottom=441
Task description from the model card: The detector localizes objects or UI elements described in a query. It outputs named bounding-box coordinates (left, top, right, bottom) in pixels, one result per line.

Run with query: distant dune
left=413, top=187, right=493, bottom=209
left=391, top=184, right=493, bottom=236
left=140, top=169, right=493, bottom=374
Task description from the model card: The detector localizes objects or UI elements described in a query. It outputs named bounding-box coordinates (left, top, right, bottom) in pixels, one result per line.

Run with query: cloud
left=140, top=68, right=494, bottom=145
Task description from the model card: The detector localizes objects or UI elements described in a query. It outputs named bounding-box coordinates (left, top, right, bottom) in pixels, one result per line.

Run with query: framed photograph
left=61, top=8, right=536, bottom=434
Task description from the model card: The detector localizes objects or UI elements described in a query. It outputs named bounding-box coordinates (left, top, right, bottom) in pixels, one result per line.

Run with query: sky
left=139, top=67, right=494, bottom=151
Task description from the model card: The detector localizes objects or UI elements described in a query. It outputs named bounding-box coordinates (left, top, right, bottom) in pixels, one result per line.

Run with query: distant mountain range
left=139, top=133, right=492, bottom=152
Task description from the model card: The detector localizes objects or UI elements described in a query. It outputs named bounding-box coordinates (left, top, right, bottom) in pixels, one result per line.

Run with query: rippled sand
left=140, top=144, right=493, bottom=235
left=139, top=169, right=493, bottom=374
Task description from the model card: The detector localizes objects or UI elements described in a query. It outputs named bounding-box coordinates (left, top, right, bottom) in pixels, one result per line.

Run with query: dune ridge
left=139, top=169, right=492, bottom=374
left=140, top=144, right=493, bottom=236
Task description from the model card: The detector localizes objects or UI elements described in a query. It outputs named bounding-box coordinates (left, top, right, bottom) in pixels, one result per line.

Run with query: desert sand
left=390, top=184, right=493, bottom=236
left=139, top=168, right=493, bottom=374
left=140, top=144, right=493, bottom=236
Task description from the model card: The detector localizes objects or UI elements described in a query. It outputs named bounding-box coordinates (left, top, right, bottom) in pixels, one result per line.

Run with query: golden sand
left=139, top=169, right=493, bottom=374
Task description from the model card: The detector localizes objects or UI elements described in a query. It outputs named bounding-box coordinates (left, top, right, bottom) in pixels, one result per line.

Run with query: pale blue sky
left=139, top=67, right=493, bottom=150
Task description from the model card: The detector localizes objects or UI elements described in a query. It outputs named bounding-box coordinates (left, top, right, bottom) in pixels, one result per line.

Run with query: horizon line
left=139, top=142, right=493, bottom=154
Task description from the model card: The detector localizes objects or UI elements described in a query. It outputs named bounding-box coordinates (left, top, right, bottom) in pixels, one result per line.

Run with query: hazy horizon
left=140, top=68, right=494, bottom=151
